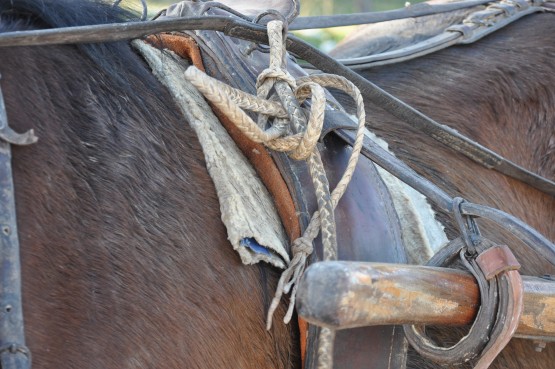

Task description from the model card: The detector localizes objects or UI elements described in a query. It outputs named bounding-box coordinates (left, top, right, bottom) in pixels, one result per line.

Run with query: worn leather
left=153, top=2, right=409, bottom=368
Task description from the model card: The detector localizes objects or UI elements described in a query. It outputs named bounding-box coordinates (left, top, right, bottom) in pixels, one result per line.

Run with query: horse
left=0, top=0, right=553, bottom=369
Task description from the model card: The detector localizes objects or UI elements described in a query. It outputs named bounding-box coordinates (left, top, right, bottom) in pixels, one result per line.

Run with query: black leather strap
left=285, top=35, right=555, bottom=197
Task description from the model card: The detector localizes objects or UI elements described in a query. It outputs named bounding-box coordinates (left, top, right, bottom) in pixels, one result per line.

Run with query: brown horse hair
left=0, top=0, right=299, bottom=368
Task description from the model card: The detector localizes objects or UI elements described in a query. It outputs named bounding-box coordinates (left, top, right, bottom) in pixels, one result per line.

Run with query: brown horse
left=330, top=6, right=555, bottom=369
left=0, top=1, right=298, bottom=368
left=1, top=0, right=554, bottom=369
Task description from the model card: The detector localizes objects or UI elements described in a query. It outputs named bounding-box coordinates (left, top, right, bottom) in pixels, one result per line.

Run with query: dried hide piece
left=133, top=40, right=290, bottom=269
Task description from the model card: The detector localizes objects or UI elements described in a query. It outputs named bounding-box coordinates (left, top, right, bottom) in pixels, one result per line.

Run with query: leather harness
left=0, top=4, right=552, bottom=196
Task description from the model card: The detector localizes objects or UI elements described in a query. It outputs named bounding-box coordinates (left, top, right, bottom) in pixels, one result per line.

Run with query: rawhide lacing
left=184, top=20, right=367, bottom=333
left=404, top=198, right=524, bottom=368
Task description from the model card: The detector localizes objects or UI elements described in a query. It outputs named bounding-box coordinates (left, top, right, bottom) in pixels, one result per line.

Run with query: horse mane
left=0, top=0, right=149, bottom=92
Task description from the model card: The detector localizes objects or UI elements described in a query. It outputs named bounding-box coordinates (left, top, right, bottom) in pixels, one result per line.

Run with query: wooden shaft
left=296, top=261, right=555, bottom=340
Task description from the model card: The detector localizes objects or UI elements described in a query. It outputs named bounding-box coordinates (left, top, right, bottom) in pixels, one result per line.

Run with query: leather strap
left=335, top=0, right=546, bottom=69
left=289, top=0, right=494, bottom=30
left=473, top=245, right=523, bottom=369
left=146, top=33, right=302, bottom=246
left=476, top=245, right=521, bottom=280
left=285, top=34, right=555, bottom=198
left=194, top=33, right=408, bottom=368
left=0, top=4, right=551, bottom=196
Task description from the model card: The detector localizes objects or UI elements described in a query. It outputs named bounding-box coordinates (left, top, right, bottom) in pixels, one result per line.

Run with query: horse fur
left=0, top=1, right=298, bottom=368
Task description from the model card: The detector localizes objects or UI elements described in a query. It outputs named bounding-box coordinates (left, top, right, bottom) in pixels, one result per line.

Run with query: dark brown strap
left=285, top=35, right=555, bottom=197
left=404, top=237, right=524, bottom=367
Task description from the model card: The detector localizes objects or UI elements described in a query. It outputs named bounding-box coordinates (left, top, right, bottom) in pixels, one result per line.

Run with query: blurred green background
left=131, top=0, right=427, bottom=50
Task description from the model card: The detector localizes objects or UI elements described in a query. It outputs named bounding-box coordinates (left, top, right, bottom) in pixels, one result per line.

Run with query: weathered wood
left=296, top=261, right=555, bottom=340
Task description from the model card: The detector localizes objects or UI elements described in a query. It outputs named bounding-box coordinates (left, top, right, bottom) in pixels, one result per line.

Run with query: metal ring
left=253, top=9, right=287, bottom=27
left=250, top=11, right=289, bottom=58
left=199, top=2, right=253, bottom=21
left=112, top=0, right=147, bottom=22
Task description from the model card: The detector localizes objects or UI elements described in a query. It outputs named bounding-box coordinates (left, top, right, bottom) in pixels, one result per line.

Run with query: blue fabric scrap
left=240, top=237, right=272, bottom=256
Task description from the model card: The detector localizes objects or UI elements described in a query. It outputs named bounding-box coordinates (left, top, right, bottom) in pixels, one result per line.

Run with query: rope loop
left=256, top=68, right=297, bottom=91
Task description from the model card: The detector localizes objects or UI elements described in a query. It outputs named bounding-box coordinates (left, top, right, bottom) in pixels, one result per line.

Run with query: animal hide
left=133, top=40, right=290, bottom=269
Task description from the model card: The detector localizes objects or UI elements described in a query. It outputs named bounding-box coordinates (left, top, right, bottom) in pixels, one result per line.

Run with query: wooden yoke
left=296, top=261, right=555, bottom=340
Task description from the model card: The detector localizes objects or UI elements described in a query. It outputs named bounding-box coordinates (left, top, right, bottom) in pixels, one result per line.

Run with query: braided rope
left=184, top=23, right=366, bottom=365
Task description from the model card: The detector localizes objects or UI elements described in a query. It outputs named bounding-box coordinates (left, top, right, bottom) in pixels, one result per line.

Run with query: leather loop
left=404, top=238, right=495, bottom=365
left=476, top=245, right=521, bottom=280
left=404, top=237, right=525, bottom=366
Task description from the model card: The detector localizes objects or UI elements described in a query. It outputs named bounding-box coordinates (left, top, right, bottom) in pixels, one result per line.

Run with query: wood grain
left=297, top=261, right=555, bottom=340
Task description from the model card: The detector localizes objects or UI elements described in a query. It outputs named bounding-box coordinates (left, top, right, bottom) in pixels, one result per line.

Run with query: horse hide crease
left=133, top=40, right=290, bottom=269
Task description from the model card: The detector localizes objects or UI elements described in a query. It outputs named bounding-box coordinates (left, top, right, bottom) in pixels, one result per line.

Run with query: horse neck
left=0, top=30, right=297, bottom=369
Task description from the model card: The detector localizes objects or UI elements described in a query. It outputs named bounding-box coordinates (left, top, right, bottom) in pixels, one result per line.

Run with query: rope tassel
left=184, top=20, right=367, bottom=332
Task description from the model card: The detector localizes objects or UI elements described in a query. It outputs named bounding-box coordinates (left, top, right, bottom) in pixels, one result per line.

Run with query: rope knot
left=292, top=236, right=314, bottom=255
left=256, top=68, right=297, bottom=91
